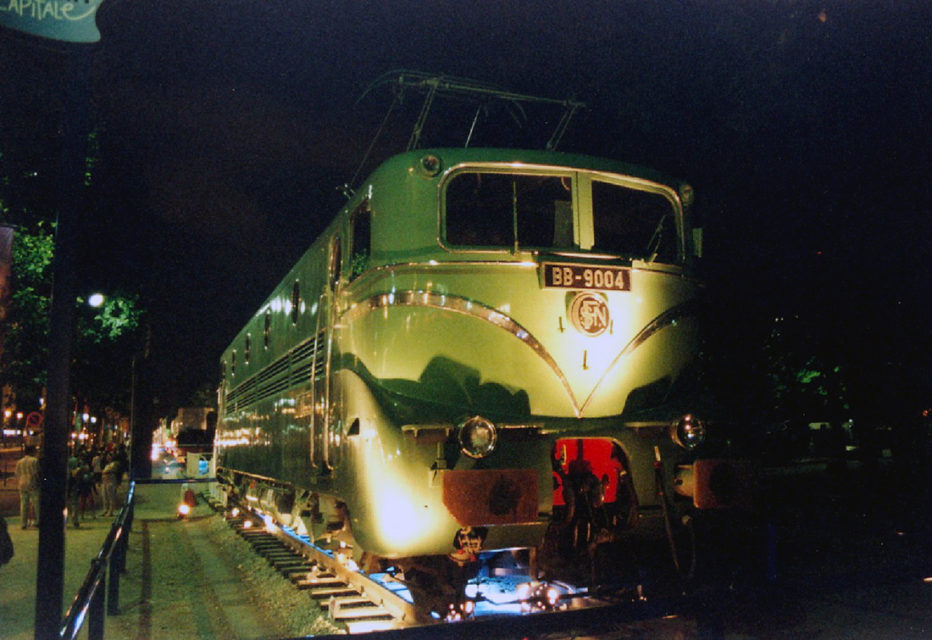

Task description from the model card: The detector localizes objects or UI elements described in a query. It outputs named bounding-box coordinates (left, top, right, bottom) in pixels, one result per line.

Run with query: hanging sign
left=0, top=0, right=105, bottom=43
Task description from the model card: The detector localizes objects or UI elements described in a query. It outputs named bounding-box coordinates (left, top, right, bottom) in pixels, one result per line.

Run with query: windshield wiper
left=646, top=214, right=670, bottom=262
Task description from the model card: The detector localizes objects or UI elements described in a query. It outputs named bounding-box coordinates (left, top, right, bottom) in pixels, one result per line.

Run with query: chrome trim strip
left=579, top=301, right=697, bottom=414
left=343, top=290, right=584, bottom=417
left=344, top=291, right=696, bottom=420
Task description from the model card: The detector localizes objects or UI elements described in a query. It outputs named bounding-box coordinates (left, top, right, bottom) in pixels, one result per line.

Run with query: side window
left=264, top=309, right=271, bottom=349
left=349, top=205, right=371, bottom=281
left=329, top=236, right=342, bottom=291
left=231, top=351, right=237, bottom=376
left=291, top=281, right=300, bottom=325
left=244, top=334, right=251, bottom=364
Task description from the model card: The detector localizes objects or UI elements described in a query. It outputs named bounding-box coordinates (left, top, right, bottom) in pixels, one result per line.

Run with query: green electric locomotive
left=215, top=73, right=742, bottom=609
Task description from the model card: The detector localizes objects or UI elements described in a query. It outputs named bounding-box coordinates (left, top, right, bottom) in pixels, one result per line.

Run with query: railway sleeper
left=255, top=547, right=292, bottom=556
left=258, top=549, right=299, bottom=558
left=266, top=553, right=304, bottom=563
left=330, top=606, right=393, bottom=622
left=328, top=596, right=393, bottom=621
left=305, top=585, right=359, bottom=599
left=277, top=562, right=314, bottom=573
left=297, top=576, right=346, bottom=590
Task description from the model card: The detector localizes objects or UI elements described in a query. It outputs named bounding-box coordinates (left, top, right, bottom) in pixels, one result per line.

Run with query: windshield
left=445, top=173, right=574, bottom=249
left=591, top=180, right=678, bottom=263
left=444, top=171, right=679, bottom=263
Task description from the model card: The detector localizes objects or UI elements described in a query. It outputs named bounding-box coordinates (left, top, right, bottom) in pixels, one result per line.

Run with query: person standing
left=78, top=451, right=96, bottom=518
left=100, top=453, right=120, bottom=516
left=91, top=447, right=103, bottom=497
left=14, top=445, right=40, bottom=529
left=66, top=450, right=88, bottom=528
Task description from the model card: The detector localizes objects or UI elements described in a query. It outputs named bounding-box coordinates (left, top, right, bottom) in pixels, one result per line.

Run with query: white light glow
left=372, top=483, right=428, bottom=549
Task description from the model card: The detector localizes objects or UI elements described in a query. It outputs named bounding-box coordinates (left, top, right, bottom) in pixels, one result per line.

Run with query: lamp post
left=34, top=48, right=91, bottom=640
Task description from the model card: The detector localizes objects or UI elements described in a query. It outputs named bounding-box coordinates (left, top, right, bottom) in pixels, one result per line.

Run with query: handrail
left=58, top=481, right=136, bottom=640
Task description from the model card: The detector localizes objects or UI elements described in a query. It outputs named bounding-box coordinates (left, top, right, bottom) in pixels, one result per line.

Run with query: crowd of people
left=14, top=443, right=129, bottom=529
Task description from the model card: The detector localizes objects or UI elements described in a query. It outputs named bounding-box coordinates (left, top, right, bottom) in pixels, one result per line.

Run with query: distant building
left=170, top=406, right=214, bottom=434
left=170, top=406, right=216, bottom=456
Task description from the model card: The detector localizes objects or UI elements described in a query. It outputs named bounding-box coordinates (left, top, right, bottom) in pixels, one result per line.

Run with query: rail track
left=210, top=495, right=723, bottom=638
left=223, top=513, right=417, bottom=632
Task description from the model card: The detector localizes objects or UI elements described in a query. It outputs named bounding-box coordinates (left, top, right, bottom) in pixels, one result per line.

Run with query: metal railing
left=58, top=481, right=136, bottom=640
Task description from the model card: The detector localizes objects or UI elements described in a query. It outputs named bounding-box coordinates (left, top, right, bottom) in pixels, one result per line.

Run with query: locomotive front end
left=335, top=149, right=739, bottom=565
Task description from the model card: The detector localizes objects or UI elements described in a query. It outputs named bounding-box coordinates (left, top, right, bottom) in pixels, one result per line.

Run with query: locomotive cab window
left=445, top=172, right=574, bottom=249
left=444, top=170, right=681, bottom=264
left=329, top=236, right=342, bottom=290
left=349, top=205, right=371, bottom=281
left=591, top=180, right=679, bottom=263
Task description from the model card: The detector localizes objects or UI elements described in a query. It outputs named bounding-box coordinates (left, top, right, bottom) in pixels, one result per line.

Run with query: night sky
left=1, top=1, right=929, bottom=419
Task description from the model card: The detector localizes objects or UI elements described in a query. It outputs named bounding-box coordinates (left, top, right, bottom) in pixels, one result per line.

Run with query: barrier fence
left=57, top=477, right=215, bottom=640
left=58, top=481, right=135, bottom=640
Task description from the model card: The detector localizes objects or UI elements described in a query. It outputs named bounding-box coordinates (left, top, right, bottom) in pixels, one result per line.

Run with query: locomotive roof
left=365, top=147, right=690, bottom=194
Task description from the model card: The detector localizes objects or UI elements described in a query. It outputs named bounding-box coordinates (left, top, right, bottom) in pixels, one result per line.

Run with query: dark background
left=1, top=1, right=929, bottom=427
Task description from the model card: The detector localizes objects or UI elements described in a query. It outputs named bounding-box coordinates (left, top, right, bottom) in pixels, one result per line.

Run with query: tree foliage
left=763, top=315, right=850, bottom=422
left=0, top=222, right=54, bottom=407
left=0, top=221, right=145, bottom=413
left=73, top=291, right=145, bottom=412
left=1, top=124, right=145, bottom=415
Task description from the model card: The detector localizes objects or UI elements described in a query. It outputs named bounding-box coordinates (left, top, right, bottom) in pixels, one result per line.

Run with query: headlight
left=457, top=415, right=497, bottom=459
left=671, top=414, right=706, bottom=450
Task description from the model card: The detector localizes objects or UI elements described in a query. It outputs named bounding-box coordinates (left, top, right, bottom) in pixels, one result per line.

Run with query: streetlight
left=87, top=292, right=105, bottom=308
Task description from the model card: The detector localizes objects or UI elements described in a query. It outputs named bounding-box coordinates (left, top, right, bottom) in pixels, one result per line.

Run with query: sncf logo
left=569, top=293, right=610, bottom=337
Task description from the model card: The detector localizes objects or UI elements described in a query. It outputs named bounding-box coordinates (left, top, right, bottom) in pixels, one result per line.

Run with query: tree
left=72, top=291, right=145, bottom=415
left=0, top=220, right=146, bottom=416
left=763, top=314, right=850, bottom=423
left=0, top=222, right=54, bottom=408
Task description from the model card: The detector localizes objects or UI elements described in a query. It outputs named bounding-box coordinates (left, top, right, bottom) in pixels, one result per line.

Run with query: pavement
left=0, top=481, right=339, bottom=640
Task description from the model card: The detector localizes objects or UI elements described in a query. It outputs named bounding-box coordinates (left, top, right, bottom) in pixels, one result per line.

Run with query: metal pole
left=34, top=46, right=90, bottom=640
left=107, top=537, right=121, bottom=616
left=87, top=562, right=106, bottom=640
